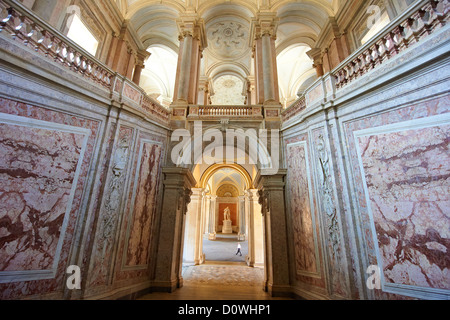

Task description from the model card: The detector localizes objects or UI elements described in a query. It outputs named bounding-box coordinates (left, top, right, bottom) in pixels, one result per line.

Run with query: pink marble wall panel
left=284, top=134, right=326, bottom=289
left=345, top=94, right=450, bottom=298
left=307, top=83, right=324, bottom=104
left=125, top=142, right=163, bottom=267
left=0, top=98, right=99, bottom=299
left=286, top=142, right=318, bottom=275
left=0, top=120, right=87, bottom=272
left=123, top=83, right=142, bottom=104
left=113, top=131, right=166, bottom=284
left=357, top=124, right=450, bottom=290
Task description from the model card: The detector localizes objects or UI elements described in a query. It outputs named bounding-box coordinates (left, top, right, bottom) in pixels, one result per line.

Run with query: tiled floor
left=140, top=234, right=292, bottom=300
left=140, top=234, right=292, bottom=301
left=140, top=262, right=291, bottom=300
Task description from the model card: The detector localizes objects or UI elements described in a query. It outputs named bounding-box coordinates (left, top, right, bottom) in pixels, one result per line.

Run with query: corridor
left=202, top=233, right=248, bottom=263
left=140, top=262, right=290, bottom=300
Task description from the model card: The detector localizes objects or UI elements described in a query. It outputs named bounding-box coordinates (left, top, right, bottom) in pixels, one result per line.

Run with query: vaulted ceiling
left=114, top=0, right=343, bottom=107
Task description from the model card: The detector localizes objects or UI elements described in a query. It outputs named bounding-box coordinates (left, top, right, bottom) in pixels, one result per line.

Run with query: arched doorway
left=182, top=164, right=264, bottom=268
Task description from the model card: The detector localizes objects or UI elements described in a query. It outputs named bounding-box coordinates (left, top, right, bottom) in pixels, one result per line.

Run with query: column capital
left=306, top=48, right=322, bottom=62
left=190, top=187, right=206, bottom=201
left=307, top=48, right=325, bottom=77
left=250, top=12, right=279, bottom=45
left=177, top=15, right=208, bottom=50
left=163, top=167, right=197, bottom=189
left=255, top=169, right=287, bottom=216
left=136, top=49, right=151, bottom=64
left=245, top=189, right=260, bottom=201
left=255, top=169, right=287, bottom=190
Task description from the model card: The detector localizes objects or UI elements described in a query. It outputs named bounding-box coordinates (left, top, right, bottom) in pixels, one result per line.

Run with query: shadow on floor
left=202, top=233, right=248, bottom=263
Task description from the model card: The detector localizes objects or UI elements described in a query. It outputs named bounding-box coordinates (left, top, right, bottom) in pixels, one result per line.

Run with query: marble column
left=256, top=169, right=290, bottom=297
left=183, top=188, right=205, bottom=265
left=153, top=168, right=196, bottom=293
left=175, top=34, right=193, bottom=103
left=203, top=194, right=211, bottom=236
left=172, top=16, right=207, bottom=106
left=108, top=22, right=136, bottom=78
left=238, top=195, right=246, bottom=241
left=307, top=48, right=325, bottom=77
left=245, top=189, right=264, bottom=268
left=208, top=195, right=217, bottom=240
left=132, top=50, right=151, bottom=86
left=251, top=13, right=281, bottom=106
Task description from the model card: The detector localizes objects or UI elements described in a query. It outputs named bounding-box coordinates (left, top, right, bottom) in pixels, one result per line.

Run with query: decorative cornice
left=249, top=12, right=279, bottom=46
left=177, top=15, right=208, bottom=49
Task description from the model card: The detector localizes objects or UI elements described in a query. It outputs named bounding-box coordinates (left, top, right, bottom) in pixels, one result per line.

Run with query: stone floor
left=140, top=262, right=291, bottom=300
left=139, top=233, right=293, bottom=300
left=202, top=233, right=248, bottom=263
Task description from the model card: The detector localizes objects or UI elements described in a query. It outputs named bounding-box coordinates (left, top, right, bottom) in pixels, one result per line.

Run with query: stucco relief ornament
left=258, top=189, right=269, bottom=216
left=100, top=137, right=130, bottom=250
left=208, top=21, right=248, bottom=58
left=316, top=135, right=340, bottom=259
left=178, top=188, right=193, bottom=214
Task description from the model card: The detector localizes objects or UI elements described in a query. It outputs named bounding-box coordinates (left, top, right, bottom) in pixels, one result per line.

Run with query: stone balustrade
left=281, top=96, right=306, bottom=122
left=0, top=0, right=171, bottom=127
left=282, top=0, right=448, bottom=125
left=0, top=0, right=114, bottom=89
left=187, top=105, right=264, bottom=119
left=333, top=0, right=448, bottom=89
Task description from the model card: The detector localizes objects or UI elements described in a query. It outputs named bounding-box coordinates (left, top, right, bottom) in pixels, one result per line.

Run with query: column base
left=238, top=233, right=246, bottom=241
left=246, top=255, right=254, bottom=267
left=151, top=278, right=182, bottom=293
left=208, top=233, right=216, bottom=240
left=266, top=283, right=292, bottom=298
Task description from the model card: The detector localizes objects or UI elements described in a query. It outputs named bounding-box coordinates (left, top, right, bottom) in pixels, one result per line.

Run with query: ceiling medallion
left=207, top=21, right=249, bottom=59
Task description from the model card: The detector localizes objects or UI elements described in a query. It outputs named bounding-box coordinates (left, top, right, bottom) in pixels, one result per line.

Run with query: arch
left=199, top=164, right=253, bottom=190
left=126, top=0, right=185, bottom=20
left=142, top=37, right=179, bottom=53
left=276, top=34, right=316, bottom=54
left=271, top=0, right=335, bottom=17
left=197, top=0, right=257, bottom=18
left=173, top=124, right=274, bottom=172
left=216, top=184, right=240, bottom=197
left=207, top=62, right=250, bottom=83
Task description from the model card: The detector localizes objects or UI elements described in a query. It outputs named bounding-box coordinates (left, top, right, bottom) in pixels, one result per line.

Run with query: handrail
left=282, top=0, right=448, bottom=122
left=332, top=0, right=448, bottom=89
left=198, top=105, right=255, bottom=117
left=0, top=0, right=171, bottom=126
left=281, top=96, right=306, bottom=122
left=0, top=0, right=115, bottom=89
left=184, top=105, right=264, bottom=118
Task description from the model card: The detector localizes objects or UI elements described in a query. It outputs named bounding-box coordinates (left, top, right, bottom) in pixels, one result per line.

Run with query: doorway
left=203, top=233, right=248, bottom=263
left=182, top=164, right=264, bottom=268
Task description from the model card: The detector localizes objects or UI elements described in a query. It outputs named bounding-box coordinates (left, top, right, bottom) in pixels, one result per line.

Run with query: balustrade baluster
left=0, top=7, right=13, bottom=32
left=32, top=26, right=44, bottom=52
left=11, top=15, right=23, bottom=39
left=22, top=20, right=35, bottom=46
left=403, top=17, right=418, bottom=46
